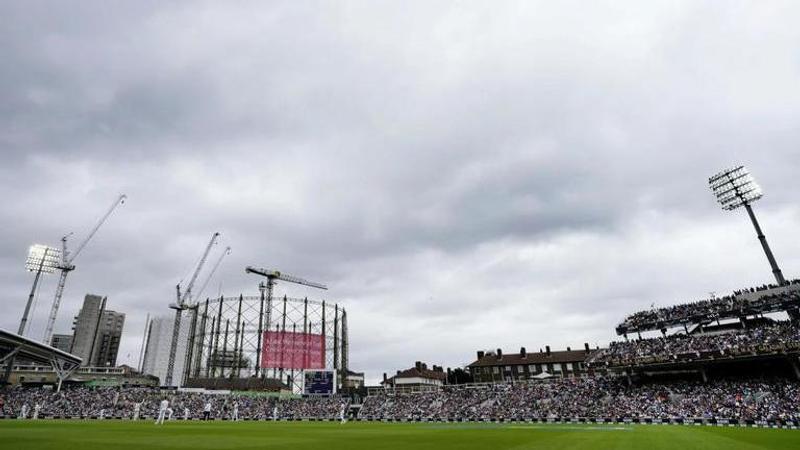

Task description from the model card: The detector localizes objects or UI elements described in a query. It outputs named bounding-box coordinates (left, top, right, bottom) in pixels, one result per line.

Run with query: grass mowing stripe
left=0, top=421, right=798, bottom=450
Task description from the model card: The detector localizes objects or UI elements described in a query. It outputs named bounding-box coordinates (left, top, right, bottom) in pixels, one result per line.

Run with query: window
left=492, top=366, right=499, bottom=374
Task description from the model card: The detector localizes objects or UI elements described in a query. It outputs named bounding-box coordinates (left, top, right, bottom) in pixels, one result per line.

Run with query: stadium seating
left=615, top=282, right=800, bottom=335
left=0, top=387, right=348, bottom=420
left=359, top=377, right=800, bottom=422
left=590, top=321, right=800, bottom=368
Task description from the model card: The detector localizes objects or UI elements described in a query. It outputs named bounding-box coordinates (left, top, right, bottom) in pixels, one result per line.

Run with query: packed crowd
left=360, top=377, right=800, bottom=422
left=591, top=321, right=800, bottom=367
left=617, top=285, right=800, bottom=333
left=3, top=378, right=799, bottom=422
left=0, top=387, right=348, bottom=420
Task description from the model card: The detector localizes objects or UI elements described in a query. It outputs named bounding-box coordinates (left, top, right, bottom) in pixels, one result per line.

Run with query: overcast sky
left=2, top=1, right=799, bottom=384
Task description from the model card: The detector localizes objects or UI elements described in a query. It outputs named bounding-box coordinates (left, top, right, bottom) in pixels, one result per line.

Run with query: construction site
left=2, top=195, right=349, bottom=395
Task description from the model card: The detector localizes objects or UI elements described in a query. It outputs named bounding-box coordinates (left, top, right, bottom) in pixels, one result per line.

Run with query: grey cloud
left=1, top=1, right=800, bottom=382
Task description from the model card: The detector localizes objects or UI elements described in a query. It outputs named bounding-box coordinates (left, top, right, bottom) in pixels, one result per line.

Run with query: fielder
left=19, top=403, right=29, bottom=419
left=155, top=398, right=169, bottom=425
left=232, top=401, right=239, bottom=421
left=203, top=400, right=212, bottom=421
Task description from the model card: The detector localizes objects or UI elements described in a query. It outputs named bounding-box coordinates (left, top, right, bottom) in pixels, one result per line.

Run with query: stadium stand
left=615, top=282, right=800, bottom=335
left=3, top=376, right=799, bottom=423
left=0, top=387, right=349, bottom=420
left=589, top=320, right=800, bottom=368
left=359, top=377, right=800, bottom=423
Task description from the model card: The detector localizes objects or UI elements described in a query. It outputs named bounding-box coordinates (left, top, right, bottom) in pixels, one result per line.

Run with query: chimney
left=415, top=361, right=422, bottom=371
left=566, top=346, right=571, bottom=352
left=477, top=350, right=485, bottom=360
left=546, top=346, right=551, bottom=356
left=397, top=370, right=401, bottom=375
left=584, top=343, right=590, bottom=354
left=422, top=363, right=428, bottom=370
left=520, top=347, right=527, bottom=358
left=496, top=348, right=503, bottom=360
left=383, top=373, right=387, bottom=383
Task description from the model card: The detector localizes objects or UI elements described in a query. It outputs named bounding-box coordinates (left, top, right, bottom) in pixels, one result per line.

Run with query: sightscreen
left=260, top=331, right=325, bottom=369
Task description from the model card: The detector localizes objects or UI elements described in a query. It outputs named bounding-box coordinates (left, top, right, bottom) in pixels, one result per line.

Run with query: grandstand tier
left=615, top=283, right=800, bottom=336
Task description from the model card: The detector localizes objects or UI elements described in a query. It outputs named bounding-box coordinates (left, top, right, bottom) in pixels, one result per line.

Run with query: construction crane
left=194, top=246, right=231, bottom=302
left=180, top=245, right=231, bottom=385
left=245, top=267, right=327, bottom=383
left=245, top=266, right=328, bottom=304
left=42, top=194, right=127, bottom=345
left=165, top=232, right=220, bottom=386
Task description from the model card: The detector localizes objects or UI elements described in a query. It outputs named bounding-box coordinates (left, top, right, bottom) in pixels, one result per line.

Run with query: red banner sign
left=260, top=331, right=325, bottom=369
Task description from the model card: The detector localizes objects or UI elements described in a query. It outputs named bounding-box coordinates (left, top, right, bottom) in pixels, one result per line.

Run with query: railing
left=12, top=365, right=127, bottom=375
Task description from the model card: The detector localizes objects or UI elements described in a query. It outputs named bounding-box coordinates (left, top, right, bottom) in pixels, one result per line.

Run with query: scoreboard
left=304, top=370, right=336, bottom=395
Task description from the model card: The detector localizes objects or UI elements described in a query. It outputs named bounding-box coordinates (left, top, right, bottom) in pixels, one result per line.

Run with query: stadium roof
left=0, top=328, right=82, bottom=368
left=1, top=328, right=82, bottom=390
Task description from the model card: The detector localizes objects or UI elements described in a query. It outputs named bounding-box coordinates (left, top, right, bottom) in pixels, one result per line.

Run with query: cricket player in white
left=19, top=403, right=29, bottom=419
left=232, top=402, right=239, bottom=421
left=339, top=403, right=347, bottom=424
left=155, top=399, right=169, bottom=425
left=183, top=407, right=190, bottom=421
left=203, top=401, right=212, bottom=421
left=33, top=403, right=41, bottom=420
left=133, top=402, right=141, bottom=421
left=166, top=406, right=174, bottom=421
left=272, top=405, right=278, bottom=421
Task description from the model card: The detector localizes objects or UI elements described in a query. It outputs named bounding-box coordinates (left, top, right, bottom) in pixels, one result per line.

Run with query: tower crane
left=165, top=232, right=220, bottom=386
left=42, top=194, right=127, bottom=345
left=245, top=266, right=328, bottom=306
left=245, top=266, right=327, bottom=383
left=193, top=246, right=231, bottom=302
left=180, top=245, right=231, bottom=385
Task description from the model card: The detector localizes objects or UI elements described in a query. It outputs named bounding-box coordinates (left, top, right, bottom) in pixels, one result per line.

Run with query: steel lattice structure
left=181, top=292, right=348, bottom=392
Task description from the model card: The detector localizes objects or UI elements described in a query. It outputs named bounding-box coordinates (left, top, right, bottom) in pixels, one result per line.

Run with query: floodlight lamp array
left=25, top=244, right=62, bottom=274
left=708, top=165, right=763, bottom=211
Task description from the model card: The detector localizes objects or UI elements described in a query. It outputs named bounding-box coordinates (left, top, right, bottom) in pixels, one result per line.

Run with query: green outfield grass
left=1, top=420, right=799, bottom=450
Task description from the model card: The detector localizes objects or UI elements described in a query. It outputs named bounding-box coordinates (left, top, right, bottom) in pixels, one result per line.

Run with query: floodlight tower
left=20, top=245, right=61, bottom=336
left=1, top=245, right=63, bottom=385
left=709, top=165, right=786, bottom=286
